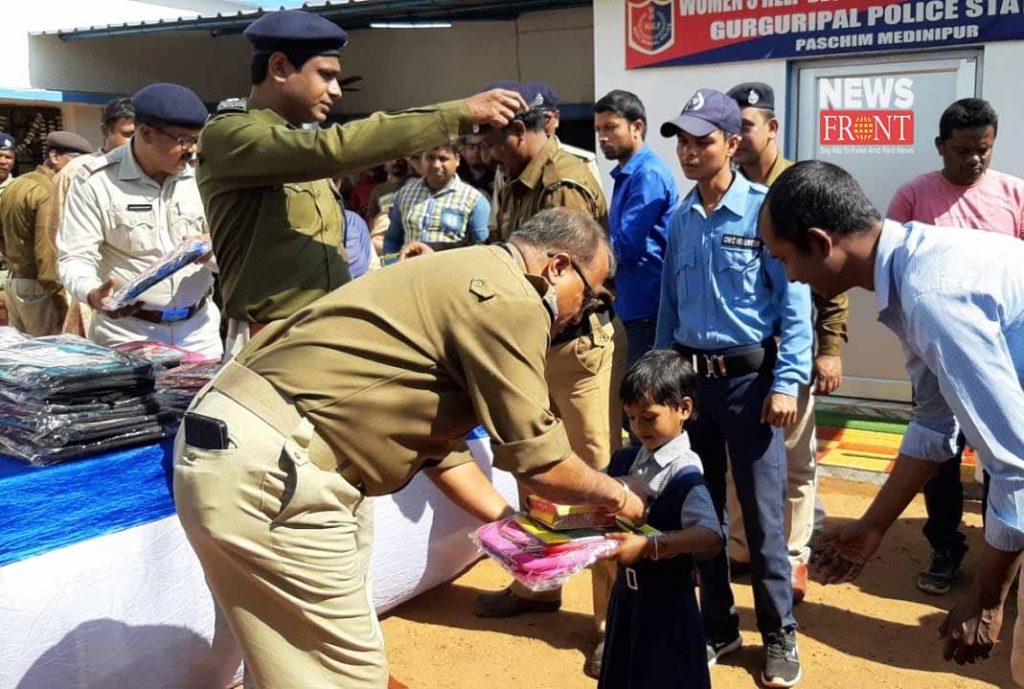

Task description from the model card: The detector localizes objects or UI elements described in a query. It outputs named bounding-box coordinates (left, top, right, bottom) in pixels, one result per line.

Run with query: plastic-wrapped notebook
left=110, top=239, right=211, bottom=308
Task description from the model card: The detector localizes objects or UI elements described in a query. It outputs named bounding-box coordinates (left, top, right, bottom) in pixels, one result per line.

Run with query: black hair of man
left=619, top=349, right=699, bottom=422
left=764, top=160, right=881, bottom=254
left=513, top=108, right=548, bottom=133
left=102, top=97, right=134, bottom=126
left=938, top=98, right=998, bottom=141
left=593, top=89, right=648, bottom=134
left=250, top=49, right=324, bottom=85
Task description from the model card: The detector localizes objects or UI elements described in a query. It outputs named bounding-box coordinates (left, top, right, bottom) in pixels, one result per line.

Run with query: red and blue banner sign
left=626, top=0, right=1024, bottom=69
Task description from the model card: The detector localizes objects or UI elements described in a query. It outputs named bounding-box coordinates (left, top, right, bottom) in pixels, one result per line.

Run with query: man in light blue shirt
left=656, top=88, right=812, bottom=688
left=594, top=89, right=679, bottom=366
left=761, top=160, right=1024, bottom=683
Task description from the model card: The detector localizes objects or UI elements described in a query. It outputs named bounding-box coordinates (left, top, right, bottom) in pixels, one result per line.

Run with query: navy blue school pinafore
left=598, top=445, right=712, bottom=689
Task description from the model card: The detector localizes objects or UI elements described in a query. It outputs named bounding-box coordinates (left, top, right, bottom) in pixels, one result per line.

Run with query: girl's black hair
left=620, top=349, right=699, bottom=420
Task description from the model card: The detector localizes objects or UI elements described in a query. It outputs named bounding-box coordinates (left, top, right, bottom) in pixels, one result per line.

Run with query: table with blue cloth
left=0, top=427, right=517, bottom=689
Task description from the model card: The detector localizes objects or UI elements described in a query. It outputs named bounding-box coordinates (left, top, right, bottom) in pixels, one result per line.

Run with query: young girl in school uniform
left=599, top=349, right=724, bottom=689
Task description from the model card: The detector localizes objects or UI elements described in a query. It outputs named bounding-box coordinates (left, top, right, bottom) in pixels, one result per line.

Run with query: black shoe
left=917, top=550, right=962, bottom=595
left=473, top=587, right=561, bottom=618
left=706, top=628, right=742, bottom=667
left=762, top=628, right=801, bottom=687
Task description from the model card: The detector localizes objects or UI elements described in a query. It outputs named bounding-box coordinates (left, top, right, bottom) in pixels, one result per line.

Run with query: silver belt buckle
left=625, top=567, right=639, bottom=591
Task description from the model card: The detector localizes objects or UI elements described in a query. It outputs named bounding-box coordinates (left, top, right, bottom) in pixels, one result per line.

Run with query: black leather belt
left=673, top=339, right=777, bottom=379
left=133, top=293, right=210, bottom=324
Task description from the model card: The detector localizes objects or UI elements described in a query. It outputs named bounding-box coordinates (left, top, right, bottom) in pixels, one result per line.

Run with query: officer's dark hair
left=938, top=98, right=998, bottom=140
left=101, top=98, right=134, bottom=126
left=512, top=108, right=548, bottom=133
left=745, top=108, right=776, bottom=123
left=251, top=49, right=325, bottom=85
left=764, top=160, right=880, bottom=254
left=133, top=114, right=174, bottom=130
left=619, top=349, right=699, bottom=421
left=593, top=90, right=647, bottom=136
left=510, top=207, right=612, bottom=272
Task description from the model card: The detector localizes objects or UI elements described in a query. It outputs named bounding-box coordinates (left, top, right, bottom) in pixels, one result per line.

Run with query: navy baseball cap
left=132, top=83, right=209, bottom=129
left=661, top=89, right=742, bottom=138
left=727, top=82, right=775, bottom=111
left=244, top=9, right=349, bottom=56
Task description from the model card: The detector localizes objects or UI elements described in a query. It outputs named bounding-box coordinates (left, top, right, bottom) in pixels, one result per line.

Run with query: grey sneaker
left=762, top=628, right=801, bottom=688
left=917, top=550, right=961, bottom=595
left=706, top=628, right=742, bottom=667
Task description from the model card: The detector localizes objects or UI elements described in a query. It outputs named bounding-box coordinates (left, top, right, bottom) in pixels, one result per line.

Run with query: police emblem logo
left=529, top=93, right=545, bottom=108
left=747, top=89, right=760, bottom=105
left=685, top=91, right=705, bottom=112
left=627, top=0, right=675, bottom=56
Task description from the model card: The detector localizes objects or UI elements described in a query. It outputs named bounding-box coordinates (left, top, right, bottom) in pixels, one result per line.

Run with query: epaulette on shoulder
left=76, top=155, right=116, bottom=180
left=545, top=176, right=598, bottom=203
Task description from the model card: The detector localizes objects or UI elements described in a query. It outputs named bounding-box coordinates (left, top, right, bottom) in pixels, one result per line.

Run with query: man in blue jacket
left=594, top=89, right=679, bottom=366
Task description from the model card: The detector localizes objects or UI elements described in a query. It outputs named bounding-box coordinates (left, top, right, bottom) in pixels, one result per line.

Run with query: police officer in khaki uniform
left=0, top=131, right=92, bottom=336
left=0, top=133, right=16, bottom=198
left=195, top=9, right=528, bottom=356
left=45, top=98, right=135, bottom=336
left=57, top=83, right=222, bottom=359
left=173, top=208, right=647, bottom=689
left=471, top=82, right=626, bottom=671
left=486, top=81, right=604, bottom=233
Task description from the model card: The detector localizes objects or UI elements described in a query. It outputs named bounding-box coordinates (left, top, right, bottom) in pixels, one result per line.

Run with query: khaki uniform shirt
left=489, top=136, right=603, bottom=231
left=237, top=244, right=571, bottom=496
left=57, top=143, right=214, bottom=309
left=494, top=137, right=608, bottom=241
left=0, top=165, right=59, bottom=290
left=745, top=154, right=849, bottom=355
left=197, top=100, right=472, bottom=323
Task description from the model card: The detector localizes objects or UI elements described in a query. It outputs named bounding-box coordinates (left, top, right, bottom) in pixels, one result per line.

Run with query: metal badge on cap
left=747, top=89, right=760, bottom=105
left=686, top=91, right=705, bottom=112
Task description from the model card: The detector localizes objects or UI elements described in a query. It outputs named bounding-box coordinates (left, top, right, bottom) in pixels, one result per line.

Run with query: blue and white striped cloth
left=876, top=220, right=1024, bottom=551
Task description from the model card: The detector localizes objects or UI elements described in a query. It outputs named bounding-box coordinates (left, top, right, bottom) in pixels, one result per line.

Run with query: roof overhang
left=34, top=0, right=592, bottom=41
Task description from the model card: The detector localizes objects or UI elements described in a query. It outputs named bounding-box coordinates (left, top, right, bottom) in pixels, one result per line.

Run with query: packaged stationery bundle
left=0, top=329, right=172, bottom=464
left=109, top=238, right=211, bottom=309
left=472, top=515, right=620, bottom=591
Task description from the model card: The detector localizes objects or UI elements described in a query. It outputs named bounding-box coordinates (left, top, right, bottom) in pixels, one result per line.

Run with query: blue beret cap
left=132, top=83, right=209, bottom=129
left=521, top=81, right=561, bottom=110
left=0, top=133, right=14, bottom=151
left=727, top=82, right=775, bottom=111
left=244, top=10, right=348, bottom=56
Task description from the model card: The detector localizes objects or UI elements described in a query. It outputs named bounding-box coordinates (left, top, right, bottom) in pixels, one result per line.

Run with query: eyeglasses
left=548, top=251, right=606, bottom=315
left=152, top=126, right=200, bottom=149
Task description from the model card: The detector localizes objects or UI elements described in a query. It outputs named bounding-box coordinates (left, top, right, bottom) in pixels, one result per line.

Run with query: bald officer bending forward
left=173, top=208, right=646, bottom=689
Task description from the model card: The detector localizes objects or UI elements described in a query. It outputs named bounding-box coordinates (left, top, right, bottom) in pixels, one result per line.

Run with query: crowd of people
left=1, top=6, right=1023, bottom=689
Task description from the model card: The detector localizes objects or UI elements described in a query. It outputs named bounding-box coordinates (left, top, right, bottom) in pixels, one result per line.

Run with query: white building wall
left=592, top=0, right=1024, bottom=195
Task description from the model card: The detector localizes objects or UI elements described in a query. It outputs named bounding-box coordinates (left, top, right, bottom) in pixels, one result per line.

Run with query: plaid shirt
left=384, top=177, right=489, bottom=253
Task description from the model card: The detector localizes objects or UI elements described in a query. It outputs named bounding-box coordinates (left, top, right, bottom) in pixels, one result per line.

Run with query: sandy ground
left=381, top=476, right=1015, bottom=688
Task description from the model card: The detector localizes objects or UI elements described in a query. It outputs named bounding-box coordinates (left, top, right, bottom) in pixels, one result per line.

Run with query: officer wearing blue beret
left=57, top=82, right=222, bottom=359
left=0, top=133, right=16, bottom=197
left=194, top=9, right=528, bottom=358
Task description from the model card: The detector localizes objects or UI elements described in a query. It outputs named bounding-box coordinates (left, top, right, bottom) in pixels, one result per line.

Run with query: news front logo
left=818, top=77, right=915, bottom=147
left=628, top=0, right=675, bottom=56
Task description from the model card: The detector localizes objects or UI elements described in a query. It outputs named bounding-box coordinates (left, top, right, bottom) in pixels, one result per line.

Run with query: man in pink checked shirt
left=887, top=96, right=1024, bottom=598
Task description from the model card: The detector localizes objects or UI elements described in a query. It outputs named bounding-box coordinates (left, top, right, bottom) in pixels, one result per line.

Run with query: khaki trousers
left=174, top=384, right=383, bottom=689
left=727, top=385, right=817, bottom=566
left=513, top=316, right=627, bottom=633
left=4, top=276, right=66, bottom=336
